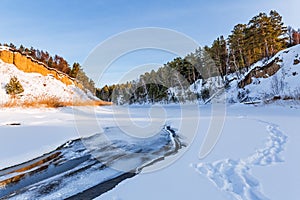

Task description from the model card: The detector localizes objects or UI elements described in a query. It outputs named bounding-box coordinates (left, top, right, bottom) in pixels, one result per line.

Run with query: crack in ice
left=194, top=119, right=287, bottom=200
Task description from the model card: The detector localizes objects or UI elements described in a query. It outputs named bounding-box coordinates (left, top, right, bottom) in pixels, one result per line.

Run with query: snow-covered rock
left=227, top=45, right=300, bottom=103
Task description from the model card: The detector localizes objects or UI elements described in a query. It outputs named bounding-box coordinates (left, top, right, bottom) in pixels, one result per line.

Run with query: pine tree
left=19, top=45, right=25, bottom=53
left=5, top=76, right=24, bottom=97
left=9, top=43, right=16, bottom=49
left=47, top=57, right=54, bottom=68
left=228, top=24, right=248, bottom=72
left=287, top=26, right=294, bottom=46
left=203, top=46, right=219, bottom=78
left=269, top=10, right=287, bottom=55
left=69, top=62, right=81, bottom=78
left=207, top=36, right=228, bottom=78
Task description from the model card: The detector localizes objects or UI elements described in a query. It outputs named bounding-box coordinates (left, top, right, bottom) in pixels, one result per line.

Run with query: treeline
left=96, top=49, right=217, bottom=104
left=97, top=10, right=299, bottom=104
left=0, top=43, right=95, bottom=93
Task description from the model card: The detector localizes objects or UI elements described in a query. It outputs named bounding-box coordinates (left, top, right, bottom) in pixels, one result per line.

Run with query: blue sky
left=1, top=0, right=299, bottom=87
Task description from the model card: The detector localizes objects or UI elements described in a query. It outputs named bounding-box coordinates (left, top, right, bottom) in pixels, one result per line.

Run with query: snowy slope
left=0, top=59, right=96, bottom=106
left=184, top=45, right=300, bottom=104
left=227, top=45, right=300, bottom=103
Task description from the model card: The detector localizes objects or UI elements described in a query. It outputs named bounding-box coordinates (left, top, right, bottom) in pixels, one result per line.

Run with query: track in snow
left=195, top=120, right=287, bottom=200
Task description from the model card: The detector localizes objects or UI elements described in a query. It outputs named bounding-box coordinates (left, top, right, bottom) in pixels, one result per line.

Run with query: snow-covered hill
left=0, top=59, right=97, bottom=106
left=186, top=45, right=300, bottom=104
left=226, top=44, right=300, bottom=103
left=152, top=45, right=300, bottom=105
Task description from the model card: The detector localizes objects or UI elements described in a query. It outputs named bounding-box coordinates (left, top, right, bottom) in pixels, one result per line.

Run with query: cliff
left=0, top=47, right=80, bottom=88
left=238, top=57, right=281, bottom=88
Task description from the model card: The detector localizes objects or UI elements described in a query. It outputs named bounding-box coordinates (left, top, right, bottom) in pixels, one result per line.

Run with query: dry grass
left=2, top=99, right=18, bottom=107
left=1, top=96, right=113, bottom=108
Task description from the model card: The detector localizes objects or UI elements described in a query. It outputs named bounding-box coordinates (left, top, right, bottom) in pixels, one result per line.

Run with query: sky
left=1, top=0, right=300, bottom=87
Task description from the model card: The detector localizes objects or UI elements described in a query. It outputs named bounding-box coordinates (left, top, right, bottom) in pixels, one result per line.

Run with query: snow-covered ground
left=92, top=103, right=300, bottom=200
left=0, top=107, right=79, bottom=169
left=1, top=102, right=300, bottom=199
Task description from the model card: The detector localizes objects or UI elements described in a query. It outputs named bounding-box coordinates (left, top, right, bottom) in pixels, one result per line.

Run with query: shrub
left=201, top=88, right=210, bottom=101
left=270, top=74, right=284, bottom=96
left=237, top=89, right=250, bottom=102
left=293, top=59, right=300, bottom=65
left=5, top=76, right=24, bottom=97
left=293, top=87, right=300, bottom=100
left=36, top=96, right=65, bottom=108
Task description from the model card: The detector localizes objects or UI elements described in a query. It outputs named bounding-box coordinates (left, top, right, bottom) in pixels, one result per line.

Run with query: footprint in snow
left=195, top=120, right=287, bottom=200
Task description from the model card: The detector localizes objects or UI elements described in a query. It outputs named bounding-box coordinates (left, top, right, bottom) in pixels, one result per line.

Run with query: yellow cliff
left=0, top=48, right=77, bottom=87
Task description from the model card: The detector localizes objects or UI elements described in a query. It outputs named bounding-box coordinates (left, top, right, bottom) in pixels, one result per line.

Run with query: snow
left=0, top=107, right=79, bottom=169
left=195, top=120, right=287, bottom=200
left=1, top=103, right=299, bottom=199
left=0, top=46, right=10, bottom=51
left=0, top=59, right=94, bottom=105
left=95, top=104, right=300, bottom=200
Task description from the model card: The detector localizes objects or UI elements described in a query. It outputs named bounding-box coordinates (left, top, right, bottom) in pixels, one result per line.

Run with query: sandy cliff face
left=0, top=49, right=77, bottom=87
left=0, top=47, right=112, bottom=107
left=0, top=50, right=14, bottom=64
